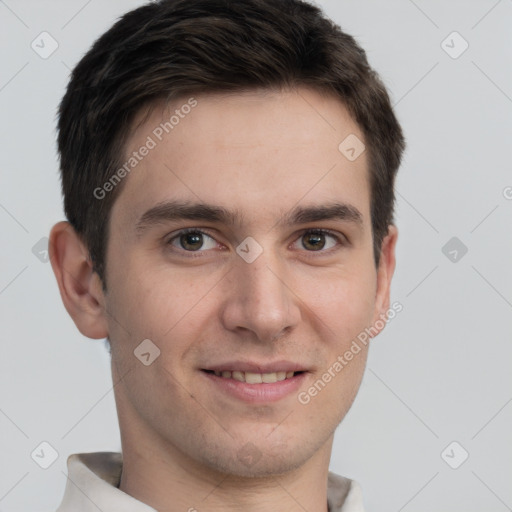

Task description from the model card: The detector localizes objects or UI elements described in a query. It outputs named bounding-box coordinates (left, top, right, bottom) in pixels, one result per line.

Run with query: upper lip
left=201, top=360, right=307, bottom=373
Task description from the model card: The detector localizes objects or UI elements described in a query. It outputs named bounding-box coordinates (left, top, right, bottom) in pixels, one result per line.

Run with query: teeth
left=211, top=370, right=297, bottom=383
left=232, top=371, right=245, bottom=382
left=245, top=372, right=262, bottom=384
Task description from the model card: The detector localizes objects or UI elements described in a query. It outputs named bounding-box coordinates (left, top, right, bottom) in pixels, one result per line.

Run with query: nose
left=219, top=249, right=301, bottom=343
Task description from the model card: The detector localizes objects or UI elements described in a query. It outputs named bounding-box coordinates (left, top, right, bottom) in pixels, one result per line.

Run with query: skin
left=50, top=86, right=397, bottom=512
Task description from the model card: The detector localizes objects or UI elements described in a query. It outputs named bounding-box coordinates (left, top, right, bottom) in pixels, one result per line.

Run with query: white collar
left=56, top=452, right=365, bottom=512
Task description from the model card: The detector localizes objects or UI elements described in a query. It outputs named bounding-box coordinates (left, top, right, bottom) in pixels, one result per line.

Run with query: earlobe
left=371, top=224, right=398, bottom=332
left=49, top=221, right=109, bottom=339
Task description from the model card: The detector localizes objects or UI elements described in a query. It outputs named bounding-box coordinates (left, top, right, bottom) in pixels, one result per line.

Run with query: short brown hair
left=57, top=0, right=405, bottom=290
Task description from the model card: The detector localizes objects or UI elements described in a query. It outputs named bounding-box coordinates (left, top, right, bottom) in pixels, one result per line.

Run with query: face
left=98, top=87, right=395, bottom=477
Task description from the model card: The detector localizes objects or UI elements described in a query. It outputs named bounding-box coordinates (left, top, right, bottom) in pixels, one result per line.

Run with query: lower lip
left=201, top=371, right=307, bottom=403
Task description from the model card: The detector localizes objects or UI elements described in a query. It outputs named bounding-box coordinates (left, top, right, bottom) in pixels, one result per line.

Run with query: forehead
left=111, top=87, right=370, bottom=230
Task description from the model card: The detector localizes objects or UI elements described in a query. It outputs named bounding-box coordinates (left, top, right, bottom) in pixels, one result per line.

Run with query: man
left=49, top=0, right=405, bottom=510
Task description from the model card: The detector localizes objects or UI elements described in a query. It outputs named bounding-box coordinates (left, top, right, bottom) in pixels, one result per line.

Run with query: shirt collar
left=56, top=452, right=365, bottom=512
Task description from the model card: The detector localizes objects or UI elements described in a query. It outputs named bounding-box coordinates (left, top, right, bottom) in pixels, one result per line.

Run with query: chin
left=193, top=434, right=325, bottom=479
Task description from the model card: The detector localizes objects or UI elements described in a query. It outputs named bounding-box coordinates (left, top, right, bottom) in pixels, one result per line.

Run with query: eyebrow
left=135, top=200, right=363, bottom=236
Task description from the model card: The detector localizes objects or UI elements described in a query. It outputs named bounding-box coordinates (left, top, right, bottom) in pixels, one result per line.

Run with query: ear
left=371, top=224, right=398, bottom=333
left=49, top=221, right=109, bottom=339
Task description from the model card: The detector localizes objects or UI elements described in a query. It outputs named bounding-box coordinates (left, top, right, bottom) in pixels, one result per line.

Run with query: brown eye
left=180, top=232, right=204, bottom=251
left=302, top=232, right=326, bottom=250
left=167, top=229, right=218, bottom=252
left=294, top=229, right=341, bottom=252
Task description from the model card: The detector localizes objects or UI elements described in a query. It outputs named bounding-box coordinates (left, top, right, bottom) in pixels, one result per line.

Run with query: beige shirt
left=56, top=452, right=365, bottom=511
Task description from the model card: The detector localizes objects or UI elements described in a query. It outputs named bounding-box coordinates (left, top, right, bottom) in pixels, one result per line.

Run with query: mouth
left=201, top=369, right=304, bottom=384
left=200, top=366, right=308, bottom=403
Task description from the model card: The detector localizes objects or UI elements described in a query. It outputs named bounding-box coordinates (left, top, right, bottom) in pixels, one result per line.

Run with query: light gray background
left=1, top=0, right=511, bottom=510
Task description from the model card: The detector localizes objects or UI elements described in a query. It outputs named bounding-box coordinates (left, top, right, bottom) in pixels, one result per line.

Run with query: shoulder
left=327, top=471, right=365, bottom=512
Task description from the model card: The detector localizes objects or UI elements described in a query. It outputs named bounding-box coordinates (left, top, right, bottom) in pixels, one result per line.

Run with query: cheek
left=303, top=266, right=377, bottom=341
left=104, top=259, right=222, bottom=393
left=105, top=267, right=203, bottom=419
left=107, top=253, right=208, bottom=340
left=307, top=268, right=375, bottom=410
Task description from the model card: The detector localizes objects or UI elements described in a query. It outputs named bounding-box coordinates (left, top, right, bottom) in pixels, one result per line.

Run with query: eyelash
left=165, top=227, right=345, bottom=256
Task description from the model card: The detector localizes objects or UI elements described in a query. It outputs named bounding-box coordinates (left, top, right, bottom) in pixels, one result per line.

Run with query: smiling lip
left=200, top=360, right=308, bottom=403
left=201, top=370, right=306, bottom=403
